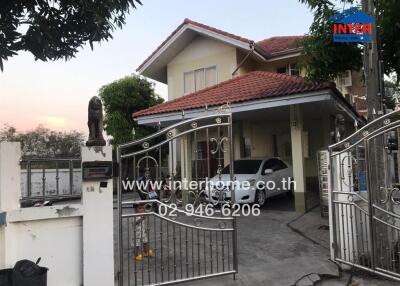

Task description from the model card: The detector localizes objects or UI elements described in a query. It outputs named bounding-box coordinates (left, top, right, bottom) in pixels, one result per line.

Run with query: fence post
left=0, top=142, right=21, bottom=268
left=0, top=142, right=21, bottom=212
left=81, top=146, right=114, bottom=286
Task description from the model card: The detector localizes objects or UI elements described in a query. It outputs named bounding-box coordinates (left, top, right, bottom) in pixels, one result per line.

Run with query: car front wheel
left=255, top=189, right=266, bottom=207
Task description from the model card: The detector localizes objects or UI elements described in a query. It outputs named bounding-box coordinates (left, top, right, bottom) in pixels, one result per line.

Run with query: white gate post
left=0, top=142, right=21, bottom=211
left=0, top=142, right=21, bottom=269
left=81, top=146, right=115, bottom=286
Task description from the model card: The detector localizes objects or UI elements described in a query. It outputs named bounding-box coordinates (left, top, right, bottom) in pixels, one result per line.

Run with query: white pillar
left=81, top=146, right=115, bottom=286
left=0, top=142, right=21, bottom=211
left=290, top=105, right=307, bottom=212
left=0, top=142, right=21, bottom=268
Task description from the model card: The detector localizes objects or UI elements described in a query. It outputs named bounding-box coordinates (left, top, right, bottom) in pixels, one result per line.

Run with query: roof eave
left=134, top=90, right=334, bottom=125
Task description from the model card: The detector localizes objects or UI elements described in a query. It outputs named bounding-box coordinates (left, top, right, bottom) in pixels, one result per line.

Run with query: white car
left=205, top=158, right=293, bottom=206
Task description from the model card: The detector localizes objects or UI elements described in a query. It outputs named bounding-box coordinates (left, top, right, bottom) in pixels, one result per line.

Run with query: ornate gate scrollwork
left=329, top=109, right=400, bottom=281
left=116, top=112, right=237, bottom=286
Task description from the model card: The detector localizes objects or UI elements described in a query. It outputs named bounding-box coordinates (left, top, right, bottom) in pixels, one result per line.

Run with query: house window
left=288, top=63, right=300, bottom=76
left=276, top=64, right=300, bottom=76
left=184, top=66, right=217, bottom=94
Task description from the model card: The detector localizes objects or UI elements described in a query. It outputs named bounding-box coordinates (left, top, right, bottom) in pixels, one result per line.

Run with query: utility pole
left=362, top=0, right=384, bottom=121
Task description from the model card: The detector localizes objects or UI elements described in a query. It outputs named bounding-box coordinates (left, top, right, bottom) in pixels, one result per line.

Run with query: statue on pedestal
left=86, top=96, right=106, bottom=147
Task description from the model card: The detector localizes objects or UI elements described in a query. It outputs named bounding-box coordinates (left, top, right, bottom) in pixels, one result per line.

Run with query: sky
left=0, top=0, right=313, bottom=133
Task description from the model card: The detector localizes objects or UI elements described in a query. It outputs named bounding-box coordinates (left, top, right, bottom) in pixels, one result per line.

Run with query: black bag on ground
left=12, top=259, right=48, bottom=286
left=0, top=269, right=12, bottom=286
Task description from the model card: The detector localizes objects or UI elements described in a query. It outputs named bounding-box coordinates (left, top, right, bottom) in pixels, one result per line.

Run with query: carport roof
left=133, top=71, right=359, bottom=119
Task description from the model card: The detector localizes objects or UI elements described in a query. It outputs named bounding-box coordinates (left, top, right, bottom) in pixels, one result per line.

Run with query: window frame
left=183, top=65, right=217, bottom=95
left=288, top=63, right=300, bottom=76
left=276, top=64, right=300, bottom=76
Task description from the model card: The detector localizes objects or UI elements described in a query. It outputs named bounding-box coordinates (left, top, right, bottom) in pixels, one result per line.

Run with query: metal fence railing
left=20, top=158, right=82, bottom=205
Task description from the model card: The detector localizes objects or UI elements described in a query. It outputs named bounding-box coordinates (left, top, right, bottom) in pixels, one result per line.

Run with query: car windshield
left=221, top=160, right=262, bottom=174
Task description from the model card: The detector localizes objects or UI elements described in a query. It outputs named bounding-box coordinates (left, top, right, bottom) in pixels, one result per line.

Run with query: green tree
left=384, top=76, right=400, bottom=109
left=0, top=0, right=142, bottom=70
left=299, top=0, right=400, bottom=82
left=98, top=75, right=164, bottom=145
left=0, top=125, right=85, bottom=158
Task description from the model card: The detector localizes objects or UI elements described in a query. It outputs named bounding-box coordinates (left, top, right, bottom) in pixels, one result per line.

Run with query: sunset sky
left=0, top=0, right=314, bottom=133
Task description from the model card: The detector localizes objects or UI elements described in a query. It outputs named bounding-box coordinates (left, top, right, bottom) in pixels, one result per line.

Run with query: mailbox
left=82, top=161, right=113, bottom=181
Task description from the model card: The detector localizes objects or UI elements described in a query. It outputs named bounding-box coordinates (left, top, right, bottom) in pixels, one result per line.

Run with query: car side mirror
left=264, top=168, right=273, bottom=175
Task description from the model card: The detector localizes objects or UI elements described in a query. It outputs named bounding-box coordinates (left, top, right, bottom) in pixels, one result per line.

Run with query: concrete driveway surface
left=114, top=194, right=399, bottom=286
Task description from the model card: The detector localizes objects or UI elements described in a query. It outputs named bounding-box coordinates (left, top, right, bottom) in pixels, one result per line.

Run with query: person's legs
left=143, top=229, right=154, bottom=257
left=135, top=232, right=143, bottom=261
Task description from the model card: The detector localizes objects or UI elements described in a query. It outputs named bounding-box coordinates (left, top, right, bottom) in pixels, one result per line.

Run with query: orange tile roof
left=133, top=71, right=334, bottom=118
left=257, top=36, right=304, bottom=55
left=137, top=18, right=304, bottom=71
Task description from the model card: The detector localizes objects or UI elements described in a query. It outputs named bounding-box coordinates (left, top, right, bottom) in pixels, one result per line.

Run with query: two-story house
left=132, top=19, right=365, bottom=212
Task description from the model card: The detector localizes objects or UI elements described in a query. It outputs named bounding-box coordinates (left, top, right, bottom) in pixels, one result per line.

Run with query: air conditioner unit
left=340, top=70, right=352, bottom=87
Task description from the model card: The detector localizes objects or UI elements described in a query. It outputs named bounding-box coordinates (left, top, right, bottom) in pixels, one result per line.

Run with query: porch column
left=290, top=105, right=307, bottom=212
left=180, top=134, right=192, bottom=205
left=233, top=121, right=244, bottom=159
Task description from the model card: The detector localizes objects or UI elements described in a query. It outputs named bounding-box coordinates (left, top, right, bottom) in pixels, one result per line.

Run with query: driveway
left=113, top=194, right=398, bottom=286
left=187, top=209, right=336, bottom=286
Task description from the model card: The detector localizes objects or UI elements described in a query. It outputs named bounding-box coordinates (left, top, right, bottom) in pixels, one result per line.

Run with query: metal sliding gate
left=116, top=113, right=238, bottom=286
left=329, top=109, right=400, bottom=281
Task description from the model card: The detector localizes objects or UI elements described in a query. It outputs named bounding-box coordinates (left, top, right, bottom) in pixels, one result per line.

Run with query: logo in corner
left=329, top=8, right=373, bottom=43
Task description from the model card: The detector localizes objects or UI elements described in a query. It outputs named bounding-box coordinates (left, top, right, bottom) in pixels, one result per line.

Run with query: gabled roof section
left=136, top=18, right=305, bottom=83
left=133, top=71, right=334, bottom=118
left=136, top=18, right=261, bottom=83
left=257, top=36, right=304, bottom=56
left=137, top=19, right=253, bottom=72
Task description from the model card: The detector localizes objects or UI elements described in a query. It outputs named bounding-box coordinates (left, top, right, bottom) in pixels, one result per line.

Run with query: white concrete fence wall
left=0, top=142, right=115, bottom=286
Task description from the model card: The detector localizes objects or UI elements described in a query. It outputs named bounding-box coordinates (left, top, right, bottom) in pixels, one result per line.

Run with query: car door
left=261, top=159, right=289, bottom=196
left=261, top=159, right=282, bottom=197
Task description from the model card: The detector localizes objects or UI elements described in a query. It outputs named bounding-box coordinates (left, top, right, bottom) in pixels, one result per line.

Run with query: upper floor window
left=184, top=66, right=217, bottom=94
left=276, top=63, right=300, bottom=76
left=337, top=70, right=352, bottom=87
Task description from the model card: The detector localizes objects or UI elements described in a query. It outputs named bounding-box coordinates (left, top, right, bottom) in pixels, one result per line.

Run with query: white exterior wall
left=167, top=36, right=237, bottom=100
left=242, top=121, right=289, bottom=160
left=0, top=142, right=114, bottom=286
left=5, top=210, right=83, bottom=286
